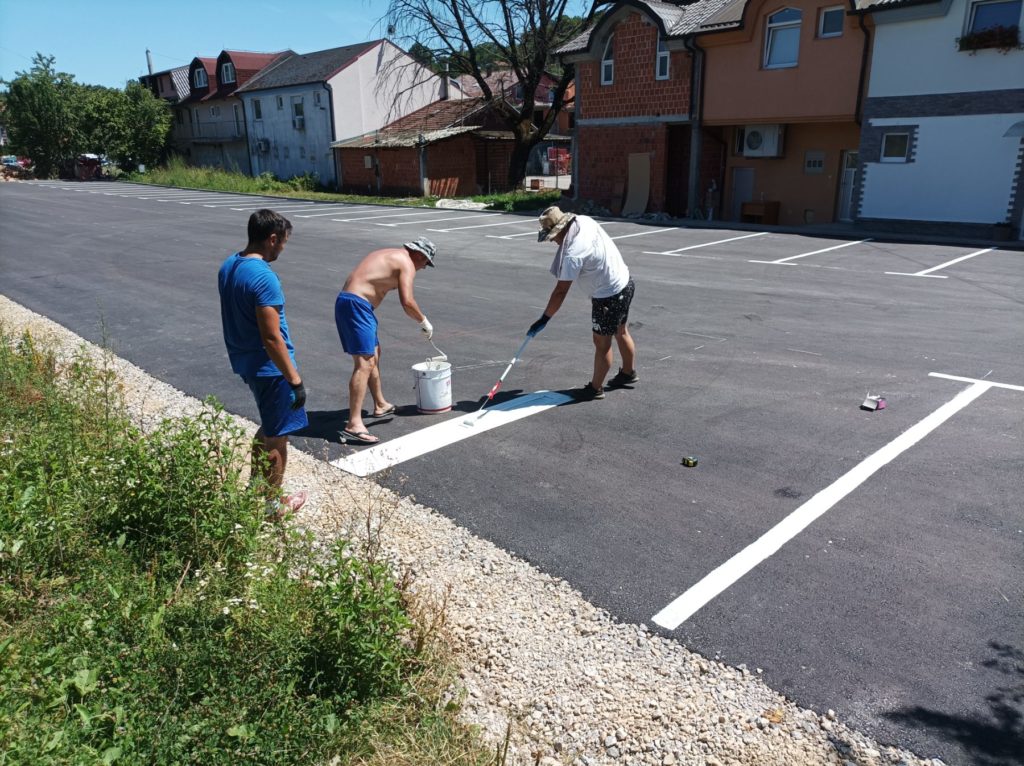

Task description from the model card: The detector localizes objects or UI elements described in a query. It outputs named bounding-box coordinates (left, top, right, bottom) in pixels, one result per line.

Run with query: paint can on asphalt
left=411, top=360, right=452, bottom=413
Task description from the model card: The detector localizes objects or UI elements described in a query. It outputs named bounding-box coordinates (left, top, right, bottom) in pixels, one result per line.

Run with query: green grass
left=0, top=328, right=497, bottom=766
left=125, top=156, right=561, bottom=212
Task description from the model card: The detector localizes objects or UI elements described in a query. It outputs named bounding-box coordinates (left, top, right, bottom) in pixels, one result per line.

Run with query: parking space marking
left=886, top=248, right=996, bottom=278
left=749, top=238, right=871, bottom=265
left=484, top=220, right=625, bottom=240
left=227, top=202, right=317, bottom=211
left=428, top=218, right=528, bottom=232
left=331, top=390, right=573, bottom=477
left=379, top=213, right=500, bottom=227
left=610, top=227, right=676, bottom=241
left=652, top=373, right=1002, bottom=630
left=645, top=232, right=767, bottom=256
left=293, top=206, right=375, bottom=217
left=331, top=210, right=443, bottom=223
left=929, top=371, right=1024, bottom=391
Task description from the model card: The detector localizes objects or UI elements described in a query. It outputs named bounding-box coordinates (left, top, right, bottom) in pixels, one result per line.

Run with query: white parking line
left=331, top=209, right=442, bottom=223
left=428, top=218, right=527, bottom=232
left=484, top=220, right=625, bottom=240
left=885, top=248, right=996, bottom=278
left=749, top=238, right=871, bottom=265
left=379, top=213, right=500, bottom=227
left=652, top=374, right=1000, bottom=630
left=293, top=206, right=374, bottom=217
left=332, top=390, right=573, bottom=477
left=610, top=227, right=675, bottom=241
left=227, top=202, right=317, bottom=210
left=645, top=232, right=767, bottom=256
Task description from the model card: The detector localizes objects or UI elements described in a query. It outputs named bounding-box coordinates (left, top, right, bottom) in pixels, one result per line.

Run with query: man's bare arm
left=255, top=305, right=301, bottom=385
left=543, top=280, right=573, bottom=318
left=396, top=259, right=425, bottom=322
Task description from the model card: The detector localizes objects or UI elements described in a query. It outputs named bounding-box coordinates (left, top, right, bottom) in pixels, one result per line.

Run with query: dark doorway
left=665, top=125, right=691, bottom=217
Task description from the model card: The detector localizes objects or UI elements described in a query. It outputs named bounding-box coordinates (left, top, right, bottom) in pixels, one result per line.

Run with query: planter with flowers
left=956, top=24, right=1022, bottom=53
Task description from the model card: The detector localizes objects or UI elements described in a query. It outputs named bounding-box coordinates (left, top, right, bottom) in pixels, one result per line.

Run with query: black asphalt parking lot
left=2, top=180, right=1022, bottom=766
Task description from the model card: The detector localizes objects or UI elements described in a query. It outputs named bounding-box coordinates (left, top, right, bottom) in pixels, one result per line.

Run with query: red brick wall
left=578, top=12, right=692, bottom=120
left=338, top=147, right=420, bottom=195
left=426, top=134, right=476, bottom=197
left=577, top=125, right=668, bottom=214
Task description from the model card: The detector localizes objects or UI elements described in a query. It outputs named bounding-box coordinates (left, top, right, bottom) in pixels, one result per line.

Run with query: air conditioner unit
left=256, top=138, right=270, bottom=153
left=742, top=124, right=782, bottom=158
left=292, top=116, right=305, bottom=131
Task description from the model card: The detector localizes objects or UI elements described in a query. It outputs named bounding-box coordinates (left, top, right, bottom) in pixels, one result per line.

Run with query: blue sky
left=0, top=0, right=395, bottom=88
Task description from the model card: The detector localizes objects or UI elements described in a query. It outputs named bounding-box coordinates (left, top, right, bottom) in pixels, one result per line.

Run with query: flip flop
left=266, top=489, right=308, bottom=522
left=340, top=429, right=381, bottom=445
left=368, top=405, right=397, bottom=418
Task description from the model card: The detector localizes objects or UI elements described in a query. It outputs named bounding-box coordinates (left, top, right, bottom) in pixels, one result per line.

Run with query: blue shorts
left=245, top=375, right=308, bottom=437
left=335, top=292, right=379, bottom=356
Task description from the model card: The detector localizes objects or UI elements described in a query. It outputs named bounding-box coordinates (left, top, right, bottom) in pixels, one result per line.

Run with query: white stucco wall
left=241, top=87, right=337, bottom=185
left=869, top=0, right=1024, bottom=96
left=860, top=113, right=1023, bottom=222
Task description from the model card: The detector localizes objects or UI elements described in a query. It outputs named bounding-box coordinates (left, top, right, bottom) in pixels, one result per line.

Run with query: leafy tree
left=3, top=53, right=81, bottom=177
left=106, top=81, right=171, bottom=171
left=385, top=0, right=608, bottom=189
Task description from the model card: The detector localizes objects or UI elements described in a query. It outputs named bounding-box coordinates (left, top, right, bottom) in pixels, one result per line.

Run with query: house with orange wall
left=696, top=0, right=871, bottom=226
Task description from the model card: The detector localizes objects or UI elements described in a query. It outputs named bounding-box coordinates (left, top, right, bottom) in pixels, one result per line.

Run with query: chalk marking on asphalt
left=885, top=248, right=995, bottom=278
left=331, top=210, right=443, bottom=223
left=645, top=232, right=767, bottom=256
left=379, top=213, right=500, bottom=227
left=428, top=218, right=528, bottom=232
left=749, top=238, right=871, bottom=265
left=331, top=390, right=573, bottom=477
left=929, top=371, right=1024, bottom=392
left=652, top=377, right=995, bottom=630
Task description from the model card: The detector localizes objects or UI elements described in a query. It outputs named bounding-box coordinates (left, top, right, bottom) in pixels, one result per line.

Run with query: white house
left=235, top=40, right=447, bottom=187
left=854, top=0, right=1024, bottom=239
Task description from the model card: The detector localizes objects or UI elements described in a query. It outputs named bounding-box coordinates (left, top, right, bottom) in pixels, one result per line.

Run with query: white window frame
left=818, top=6, right=845, bottom=38
left=601, top=34, right=615, bottom=85
left=966, top=0, right=1023, bottom=33
left=764, top=8, right=803, bottom=69
left=880, top=133, right=910, bottom=163
left=193, top=68, right=207, bottom=88
left=656, top=38, right=670, bottom=80
left=253, top=99, right=262, bottom=121
left=221, top=62, right=236, bottom=84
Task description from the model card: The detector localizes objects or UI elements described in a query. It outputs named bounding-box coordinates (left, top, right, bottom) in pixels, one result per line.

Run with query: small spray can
left=681, top=456, right=698, bottom=468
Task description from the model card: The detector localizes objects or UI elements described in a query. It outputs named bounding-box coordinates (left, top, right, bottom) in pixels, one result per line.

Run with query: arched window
left=656, top=38, right=670, bottom=80
left=601, top=34, right=615, bottom=85
left=221, top=62, right=236, bottom=84
left=764, top=8, right=802, bottom=68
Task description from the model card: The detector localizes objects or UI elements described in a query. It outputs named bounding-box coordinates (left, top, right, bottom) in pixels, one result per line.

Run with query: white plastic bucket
left=411, top=361, right=452, bottom=413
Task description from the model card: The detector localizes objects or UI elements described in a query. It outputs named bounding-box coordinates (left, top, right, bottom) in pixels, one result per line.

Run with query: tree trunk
left=506, top=116, right=537, bottom=190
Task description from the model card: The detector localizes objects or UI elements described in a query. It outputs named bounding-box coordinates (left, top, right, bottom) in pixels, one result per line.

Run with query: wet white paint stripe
left=645, top=232, right=767, bottom=256
left=929, top=371, right=1024, bottom=392
left=610, top=227, right=675, bottom=241
left=652, top=379, right=992, bottom=630
left=749, top=238, right=871, bottom=265
left=428, top=219, right=527, bottom=232
left=886, top=248, right=995, bottom=278
left=331, top=390, right=573, bottom=477
left=331, top=210, right=442, bottom=223
left=379, top=213, right=500, bottom=227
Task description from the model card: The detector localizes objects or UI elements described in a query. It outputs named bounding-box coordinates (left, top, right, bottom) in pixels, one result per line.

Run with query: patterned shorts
left=591, top=278, right=635, bottom=336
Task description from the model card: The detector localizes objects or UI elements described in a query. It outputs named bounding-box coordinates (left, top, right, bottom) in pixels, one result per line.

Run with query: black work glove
left=527, top=314, right=551, bottom=337
left=288, top=380, right=306, bottom=410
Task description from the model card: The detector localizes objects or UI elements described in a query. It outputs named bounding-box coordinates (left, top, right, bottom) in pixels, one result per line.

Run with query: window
left=253, top=99, right=262, bottom=120
left=968, top=0, right=1022, bottom=32
left=209, top=106, right=220, bottom=117
left=881, top=133, right=909, bottom=163
left=292, top=98, right=304, bottom=119
left=765, top=8, right=802, bottom=68
left=819, top=6, right=845, bottom=37
left=601, top=34, right=615, bottom=85
left=804, top=150, right=825, bottom=174
left=193, top=68, right=208, bottom=88
left=314, top=91, right=322, bottom=106
left=277, top=96, right=284, bottom=110
left=221, top=62, right=236, bottom=84
left=734, top=126, right=746, bottom=155
left=234, top=104, right=242, bottom=134
left=656, top=38, right=670, bottom=80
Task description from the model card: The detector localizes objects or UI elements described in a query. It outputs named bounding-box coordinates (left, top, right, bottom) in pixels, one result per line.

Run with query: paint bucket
left=411, top=360, right=452, bottom=413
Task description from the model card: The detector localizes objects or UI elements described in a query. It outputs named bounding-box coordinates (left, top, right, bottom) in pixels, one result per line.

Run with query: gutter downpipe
left=684, top=36, right=706, bottom=220
left=854, top=8, right=871, bottom=127
left=324, top=82, right=340, bottom=189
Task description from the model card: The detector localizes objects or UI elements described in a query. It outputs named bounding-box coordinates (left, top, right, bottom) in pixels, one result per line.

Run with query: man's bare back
left=342, top=247, right=414, bottom=309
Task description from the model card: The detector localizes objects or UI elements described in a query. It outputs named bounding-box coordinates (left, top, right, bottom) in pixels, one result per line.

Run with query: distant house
left=332, top=97, right=526, bottom=196
left=178, top=51, right=287, bottom=174
left=236, top=40, right=447, bottom=187
left=853, top=0, right=1024, bottom=239
left=139, top=64, right=191, bottom=152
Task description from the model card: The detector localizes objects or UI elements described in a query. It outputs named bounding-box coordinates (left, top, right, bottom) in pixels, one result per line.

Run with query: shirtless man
left=334, top=237, right=436, bottom=444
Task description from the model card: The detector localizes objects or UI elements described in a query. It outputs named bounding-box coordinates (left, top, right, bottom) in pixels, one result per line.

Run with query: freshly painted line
left=886, top=248, right=995, bottom=277
left=485, top=231, right=539, bottom=240
left=331, top=390, right=573, bottom=477
left=647, top=232, right=767, bottom=255
left=652, top=379, right=991, bottom=630
left=786, top=348, right=823, bottom=356
left=228, top=202, right=317, bottom=211
left=929, top=371, right=1024, bottom=392
left=293, top=206, right=374, bottom=217
left=749, top=238, right=871, bottom=265
left=882, top=272, right=947, bottom=279
left=379, top=213, right=499, bottom=227
left=428, top=219, right=528, bottom=232
left=610, top=227, right=675, bottom=241
left=331, top=210, right=442, bottom=223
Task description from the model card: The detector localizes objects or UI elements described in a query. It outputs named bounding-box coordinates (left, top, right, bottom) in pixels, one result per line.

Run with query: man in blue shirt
left=218, top=209, right=308, bottom=519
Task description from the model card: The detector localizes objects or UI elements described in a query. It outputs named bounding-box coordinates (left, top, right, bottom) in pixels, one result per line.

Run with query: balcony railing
left=189, top=120, right=245, bottom=141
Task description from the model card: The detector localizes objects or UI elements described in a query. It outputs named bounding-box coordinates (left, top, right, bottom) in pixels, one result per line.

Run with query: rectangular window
left=314, top=91, right=322, bottom=106
left=277, top=96, right=284, bottom=110
left=734, top=127, right=746, bottom=155
left=881, top=133, right=909, bottom=163
left=253, top=99, right=262, bottom=120
left=765, top=8, right=802, bottom=68
left=364, top=155, right=373, bottom=169
left=804, top=150, right=825, bottom=174
left=819, top=6, right=845, bottom=37
left=292, top=98, right=304, bottom=118
left=234, top=104, right=242, bottom=134
left=221, top=62, right=236, bottom=84
left=968, top=0, right=1022, bottom=32
left=656, top=38, right=670, bottom=80
left=193, top=68, right=207, bottom=88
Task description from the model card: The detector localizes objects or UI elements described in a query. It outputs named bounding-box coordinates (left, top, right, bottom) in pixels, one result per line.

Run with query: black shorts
left=591, top=278, right=635, bottom=336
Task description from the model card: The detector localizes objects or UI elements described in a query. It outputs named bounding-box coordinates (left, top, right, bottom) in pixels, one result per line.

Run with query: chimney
left=146, top=49, right=154, bottom=76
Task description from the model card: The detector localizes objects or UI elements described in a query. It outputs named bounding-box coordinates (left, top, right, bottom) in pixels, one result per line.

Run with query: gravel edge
left=0, top=294, right=945, bottom=766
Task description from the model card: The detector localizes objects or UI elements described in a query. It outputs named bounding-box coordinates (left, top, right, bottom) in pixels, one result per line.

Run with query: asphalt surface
left=2, top=180, right=1022, bottom=766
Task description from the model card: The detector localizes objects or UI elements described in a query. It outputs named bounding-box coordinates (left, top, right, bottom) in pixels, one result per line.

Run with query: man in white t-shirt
left=528, top=206, right=638, bottom=401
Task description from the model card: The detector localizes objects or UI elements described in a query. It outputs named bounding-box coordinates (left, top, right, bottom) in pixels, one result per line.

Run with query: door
left=730, top=167, right=754, bottom=221
left=664, top=125, right=690, bottom=217
left=837, top=150, right=858, bottom=222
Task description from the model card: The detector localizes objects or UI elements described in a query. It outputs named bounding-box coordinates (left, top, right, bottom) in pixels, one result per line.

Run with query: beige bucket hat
left=537, top=206, right=576, bottom=242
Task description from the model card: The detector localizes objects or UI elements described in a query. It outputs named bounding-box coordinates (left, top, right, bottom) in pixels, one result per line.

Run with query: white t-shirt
left=549, top=215, right=630, bottom=299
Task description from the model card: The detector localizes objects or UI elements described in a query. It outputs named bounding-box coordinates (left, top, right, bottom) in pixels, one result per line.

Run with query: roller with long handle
left=462, top=335, right=532, bottom=425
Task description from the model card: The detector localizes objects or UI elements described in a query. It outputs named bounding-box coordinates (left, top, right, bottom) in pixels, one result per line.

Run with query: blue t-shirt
left=218, top=253, right=296, bottom=378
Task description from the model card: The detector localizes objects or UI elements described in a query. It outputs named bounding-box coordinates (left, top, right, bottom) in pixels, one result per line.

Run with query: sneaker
left=607, top=368, right=639, bottom=387
left=571, top=382, right=605, bottom=401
